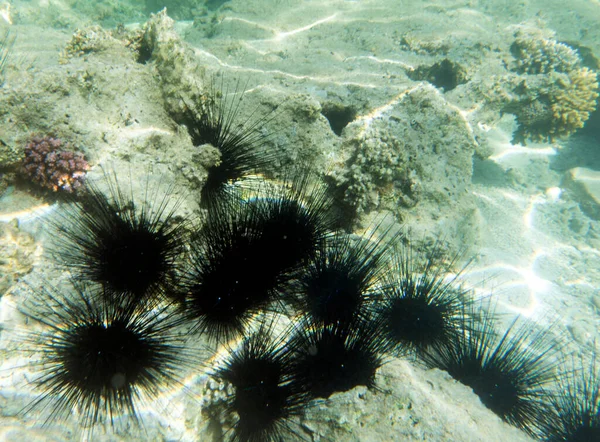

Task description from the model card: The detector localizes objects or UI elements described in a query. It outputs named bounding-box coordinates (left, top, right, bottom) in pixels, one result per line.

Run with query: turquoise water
left=0, top=1, right=599, bottom=441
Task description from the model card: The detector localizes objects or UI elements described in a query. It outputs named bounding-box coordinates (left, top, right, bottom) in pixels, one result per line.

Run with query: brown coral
left=504, top=36, right=599, bottom=145
left=508, top=97, right=554, bottom=144
left=511, top=31, right=580, bottom=75
left=22, top=135, right=89, bottom=193
left=512, top=68, right=599, bottom=143
left=549, top=67, right=599, bottom=139
left=504, top=30, right=600, bottom=143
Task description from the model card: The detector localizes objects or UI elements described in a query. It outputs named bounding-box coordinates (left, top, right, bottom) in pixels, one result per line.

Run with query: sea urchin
left=19, top=281, right=194, bottom=434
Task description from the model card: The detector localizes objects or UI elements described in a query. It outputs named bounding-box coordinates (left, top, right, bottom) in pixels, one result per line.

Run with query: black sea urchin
left=215, top=322, right=311, bottom=442
left=178, top=201, right=281, bottom=342
left=290, top=227, right=395, bottom=327
left=49, top=171, right=187, bottom=306
left=19, top=282, right=194, bottom=433
left=288, top=318, right=388, bottom=399
left=422, top=307, right=559, bottom=437
left=242, top=172, right=340, bottom=279
left=178, top=173, right=338, bottom=342
left=543, top=357, right=600, bottom=441
left=181, top=77, right=279, bottom=208
left=374, top=243, right=472, bottom=359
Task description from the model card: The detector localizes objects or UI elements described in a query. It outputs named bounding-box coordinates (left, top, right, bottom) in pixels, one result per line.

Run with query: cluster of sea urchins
left=16, top=78, right=598, bottom=442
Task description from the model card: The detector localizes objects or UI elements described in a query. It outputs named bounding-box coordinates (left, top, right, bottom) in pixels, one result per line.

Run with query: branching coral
left=550, top=67, right=599, bottom=138
left=510, top=68, right=599, bottom=143
left=510, top=30, right=580, bottom=75
left=22, top=135, right=89, bottom=193
left=506, top=30, right=599, bottom=143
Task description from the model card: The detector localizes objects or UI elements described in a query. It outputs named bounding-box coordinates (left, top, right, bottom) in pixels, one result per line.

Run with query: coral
left=333, top=85, right=475, bottom=217
left=138, top=9, right=202, bottom=113
left=503, top=30, right=599, bottom=143
left=60, top=26, right=113, bottom=61
left=0, top=139, right=21, bottom=169
left=123, top=27, right=150, bottom=63
left=21, top=135, right=89, bottom=193
left=510, top=30, right=581, bottom=75
left=334, top=130, right=408, bottom=214
left=511, top=68, right=599, bottom=143
left=549, top=68, right=599, bottom=138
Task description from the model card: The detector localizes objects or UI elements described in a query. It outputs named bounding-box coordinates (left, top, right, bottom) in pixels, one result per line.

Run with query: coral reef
left=333, top=85, right=476, bottom=217
left=0, top=140, right=21, bottom=169
left=508, top=68, right=599, bottom=143
left=5, top=5, right=598, bottom=441
left=549, top=68, right=599, bottom=138
left=504, top=31, right=599, bottom=143
left=335, top=129, right=408, bottom=214
left=138, top=9, right=203, bottom=114
left=510, top=30, right=580, bottom=75
left=21, top=135, right=89, bottom=193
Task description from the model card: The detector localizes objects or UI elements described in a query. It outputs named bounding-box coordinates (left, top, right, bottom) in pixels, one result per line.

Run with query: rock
left=0, top=220, right=37, bottom=298
left=562, top=167, right=600, bottom=220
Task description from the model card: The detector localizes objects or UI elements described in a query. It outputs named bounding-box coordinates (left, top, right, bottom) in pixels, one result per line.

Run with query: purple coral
left=22, top=135, right=89, bottom=193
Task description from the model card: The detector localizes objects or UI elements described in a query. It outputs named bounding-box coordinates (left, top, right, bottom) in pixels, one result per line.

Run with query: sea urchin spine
left=422, top=305, right=559, bottom=437
left=214, top=322, right=311, bottom=442
left=374, top=242, right=473, bottom=359
left=49, top=170, right=188, bottom=306
left=19, top=281, right=195, bottom=434
left=181, top=77, right=279, bottom=208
